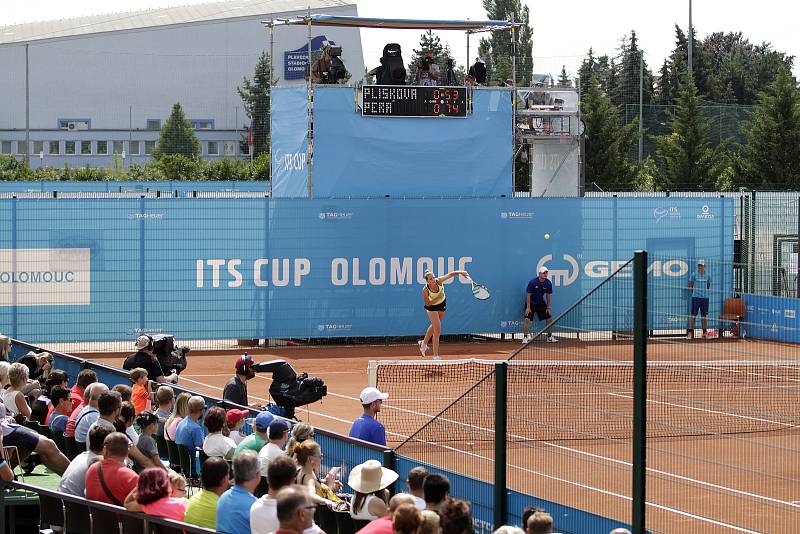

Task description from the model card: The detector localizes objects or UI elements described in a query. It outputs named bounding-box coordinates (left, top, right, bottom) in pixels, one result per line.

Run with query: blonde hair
left=420, top=510, right=440, bottom=534
left=393, top=503, right=423, bottom=534
left=0, top=361, right=11, bottom=385
left=293, top=439, right=321, bottom=467
left=165, top=392, right=191, bottom=433
left=0, top=336, right=10, bottom=360
left=168, top=470, right=187, bottom=493
left=8, top=362, right=29, bottom=388
left=286, top=422, right=314, bottom=458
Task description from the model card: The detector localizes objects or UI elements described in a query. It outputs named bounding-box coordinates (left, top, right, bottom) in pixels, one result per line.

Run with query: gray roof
left=0, top=0, right=356, bottom=46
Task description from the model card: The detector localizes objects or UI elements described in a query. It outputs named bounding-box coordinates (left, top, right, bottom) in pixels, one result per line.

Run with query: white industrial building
left=0, top=0, right=364, bottom=168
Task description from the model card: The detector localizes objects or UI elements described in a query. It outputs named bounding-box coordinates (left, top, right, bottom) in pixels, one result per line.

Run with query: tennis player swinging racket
left=418, top=269, right=470, bottom=360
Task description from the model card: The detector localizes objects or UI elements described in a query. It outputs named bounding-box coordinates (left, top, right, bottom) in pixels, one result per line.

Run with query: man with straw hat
left=347, top=460, right=399, bottom=520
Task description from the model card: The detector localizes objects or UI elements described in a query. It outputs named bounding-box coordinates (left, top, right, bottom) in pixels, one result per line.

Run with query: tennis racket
left=466, top=277, right=490, bottom=300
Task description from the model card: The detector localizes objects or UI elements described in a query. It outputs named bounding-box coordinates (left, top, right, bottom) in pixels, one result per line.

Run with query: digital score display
left=362, top=85, right=468, bottom=118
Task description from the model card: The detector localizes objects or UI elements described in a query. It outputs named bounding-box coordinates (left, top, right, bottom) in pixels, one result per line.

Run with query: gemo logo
left=537, top=254, right=689, bottom=286
left=281, top=152, right=306, bottom=172
left=653, top=206, right=680, bottom=223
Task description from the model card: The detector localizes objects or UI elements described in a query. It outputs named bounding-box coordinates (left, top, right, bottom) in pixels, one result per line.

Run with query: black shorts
left=425, top=300, right=447, bottom=312
left=525, top=303, right=551, bottom=321
left=4, top=424, right=40, bottom=451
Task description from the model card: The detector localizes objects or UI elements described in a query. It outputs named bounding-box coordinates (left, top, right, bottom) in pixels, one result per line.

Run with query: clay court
left=88, top=336, right=800, bottom=533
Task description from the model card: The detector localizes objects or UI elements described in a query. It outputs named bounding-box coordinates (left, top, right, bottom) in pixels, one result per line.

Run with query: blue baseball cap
left=255, top=410, right=274, bottom=431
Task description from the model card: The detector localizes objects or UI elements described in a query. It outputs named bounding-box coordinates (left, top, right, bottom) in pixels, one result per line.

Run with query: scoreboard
left=362, top=85, right=468, bottom=118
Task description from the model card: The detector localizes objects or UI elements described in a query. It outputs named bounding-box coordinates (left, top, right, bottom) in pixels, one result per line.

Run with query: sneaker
left=521, top=335, right=531, bottom=344
left=418, top=340, right=428, bottom=356
left=432, top=355, right=441, bottom=361
left=546, top=336, right=558, bottom=343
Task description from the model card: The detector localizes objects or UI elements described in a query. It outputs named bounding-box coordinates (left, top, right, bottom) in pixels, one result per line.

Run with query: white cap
left=538, top=266, right=549, bottom=274
left=134, top=335, right=151, bottom=350
left=360, top=387, right=389, bottom=405
left=475, top=57, right=484, bottom=63
left=697, top=259, right=705, bottom=266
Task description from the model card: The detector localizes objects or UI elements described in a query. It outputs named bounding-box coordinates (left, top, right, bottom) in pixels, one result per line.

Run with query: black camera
left=151, top=334, right=191, bottom=375
left=421, top=56, right=432, bottom=71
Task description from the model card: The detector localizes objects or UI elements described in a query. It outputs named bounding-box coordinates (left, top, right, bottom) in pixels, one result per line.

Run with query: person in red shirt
left=85, top=432, right=139, bottom=506
left=70, top=369, right=98, bottom=414
left=356, top=494, right=416, bottom=534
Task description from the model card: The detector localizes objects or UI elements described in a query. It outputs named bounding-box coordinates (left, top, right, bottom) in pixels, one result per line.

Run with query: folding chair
left=177, top=444, right=200, bottom=495
left=38, top=493, right=65, bottom=532
left=63, top=499, right=92, bottom=534
left=88, top=504, right=121, bottom=534
left=153, top=432, right=169, bottom=461
left=166, top=440, right=181, bottom=473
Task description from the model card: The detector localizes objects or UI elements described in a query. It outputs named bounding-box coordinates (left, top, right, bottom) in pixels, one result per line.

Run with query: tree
left=611, top=31, right=654, bottom=108
left=654, top=74, right=728, bottom=190
left=238, top=52, right=272, bottom=159
left=738, top=68, right=800, bottom=189
left=480, top=0, right=533, bottom=85
left=557, top=65, right=572, bottom=87
left=581, top=75, right=639, bottom=190
left=154, top=103, right=200, bottom=159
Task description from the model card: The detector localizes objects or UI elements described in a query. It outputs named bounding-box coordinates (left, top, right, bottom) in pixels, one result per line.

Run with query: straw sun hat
left=347, top=460, right=399, bottom=494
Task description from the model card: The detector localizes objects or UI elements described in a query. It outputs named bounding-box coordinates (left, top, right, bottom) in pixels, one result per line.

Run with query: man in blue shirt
left=349, top=387, right=388, bottom=446
left=217, top=449, right=260, bottom=534
left=176, top=395, right=206, bottom=450
left=522, top=267, right=557, bottom=344
left=688, top=259, right=712, bottom=339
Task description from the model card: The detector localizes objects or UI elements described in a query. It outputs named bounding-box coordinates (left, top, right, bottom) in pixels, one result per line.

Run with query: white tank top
left=2, top=389, right=21, bottom=415
left=349, top=495, right=382, bottom=521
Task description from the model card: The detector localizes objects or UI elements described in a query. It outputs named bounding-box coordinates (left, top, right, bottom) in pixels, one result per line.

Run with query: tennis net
left=372, top=358, right=800, bottom=444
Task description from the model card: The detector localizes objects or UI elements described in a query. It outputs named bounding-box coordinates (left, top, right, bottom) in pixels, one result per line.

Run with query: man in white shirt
left=57, top=426, right=110, bottom=496
left=257, top=419, right=290, bottom=477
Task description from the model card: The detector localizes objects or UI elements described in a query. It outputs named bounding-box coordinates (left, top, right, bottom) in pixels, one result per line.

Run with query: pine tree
left=612, top=31, right=654, bottom=108
left=557, top=66, right=572, bottom=87
left=479, top=0, right=533, bottom=85
left=154, top=103, right=200, bottom=159
left=654, top=74, right=728, bottom=190
left=405, top=30, right=462, bottom=84
left=237, top=52, right=272, bottom=158
left=738, top=68, right=800, bottom=189
left=581, top=75, right=639, bottom=190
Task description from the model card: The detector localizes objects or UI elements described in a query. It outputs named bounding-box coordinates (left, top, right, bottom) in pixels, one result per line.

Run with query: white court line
left=609, top=393, right=796, bottom=429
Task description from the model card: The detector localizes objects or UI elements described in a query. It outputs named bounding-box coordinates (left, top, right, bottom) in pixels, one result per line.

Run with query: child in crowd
left=154, top=385, right=174, bottom=438
left=112, top=383, right=133, bottom=403
left=225, top=409, right=249, bottom=445
left=130, top=367, right=152, bottom=415
left=47, top=385, right=73, bottom=433
left=168, top=470, right=187, bottom=498
left=115, top=401, right=140, bottom=445
left=136, top=410, right=166, bottom=471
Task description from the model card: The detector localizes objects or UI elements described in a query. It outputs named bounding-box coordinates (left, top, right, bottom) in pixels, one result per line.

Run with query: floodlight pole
left=688, top=0, right=693, bottom=79
left=466, top=31, right=470, bottom=73
left=307, top=8, right=313, bottom=198
left=511, top=15, right=516, bottom=196
left=268, top=19, right=274, bottom=196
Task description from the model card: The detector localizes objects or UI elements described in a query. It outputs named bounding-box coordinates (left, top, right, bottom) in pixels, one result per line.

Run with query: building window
left=191, top=119, right=214, bottom=130
left=223, top=141, right=236, bottom=157
left=16, top=141, right=27, bottom=155
left=207, top=141, right=219, bottom=156
left=33, top=141, right=44, bottom=156
left=80, top=141, right=92, bottom=155
left=65, top=141, right=76, bottom=155
left=49, top=141, right=60, bottom=155
left=96, top=140, right=108, bottom=155
left=146, top=119, right=161, bottom=130
left=112, top=141, right=124, bottom=155
left=129, top=140, right=140, bottom=156
left=144, top=141, right=156, bottom=155
left=58, top=119, right=90, bottom=131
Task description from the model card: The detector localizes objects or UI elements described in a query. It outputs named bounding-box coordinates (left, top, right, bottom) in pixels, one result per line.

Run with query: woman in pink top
left=124, top=467, right=188, bottom=521
left=163, top=392, right=190, bottom=442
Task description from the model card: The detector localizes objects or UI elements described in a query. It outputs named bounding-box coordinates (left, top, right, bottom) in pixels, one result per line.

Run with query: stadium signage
left=538, top=254, right=689, bottom=287
left=0, top=248, right=90, bottom=306
left=194, top=256, right=473, bottom=288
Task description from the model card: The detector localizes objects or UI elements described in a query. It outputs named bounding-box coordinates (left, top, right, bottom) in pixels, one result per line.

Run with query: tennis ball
left=544, top=233, right=551, bottom=240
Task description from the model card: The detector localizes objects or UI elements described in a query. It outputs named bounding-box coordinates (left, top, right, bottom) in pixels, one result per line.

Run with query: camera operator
left=223, top=354, right=255, bottom=408
left=415, top=50, right=440, bottom=86
left=468, top=57, right=487, bottom=86
left=123, top=335, right=178, bottom=384
left=310, top=42, right=347, bottom=84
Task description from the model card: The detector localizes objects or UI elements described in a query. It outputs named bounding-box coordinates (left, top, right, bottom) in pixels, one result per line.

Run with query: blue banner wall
left=305, top=87, right=513, bottom=198
left=270, top=87, right=309, bottom=197
left=0, top=197, right=732, bottom=343
left=741, top=293, right=800, bottom=342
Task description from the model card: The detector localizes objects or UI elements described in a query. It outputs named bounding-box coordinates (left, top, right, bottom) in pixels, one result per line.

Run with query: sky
left=4, top=0, right=798, bottom=79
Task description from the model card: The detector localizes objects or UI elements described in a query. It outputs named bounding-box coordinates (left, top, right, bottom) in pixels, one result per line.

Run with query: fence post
left=493, top=362, right=508, bottom=529
left=632, top=251, right=648, bottom=534
left=11, top=196, right=18, bottom=339
left=139, top=195, right=146, bottom=331
left=796, top=198, right=799, bottom=298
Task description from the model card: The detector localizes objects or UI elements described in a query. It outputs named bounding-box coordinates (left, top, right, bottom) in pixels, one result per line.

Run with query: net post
left=493, top=362, right=508, bottom=529
left=367, top=360, right=377, bottom=388
left=632, top=251, right=648, bottom=533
